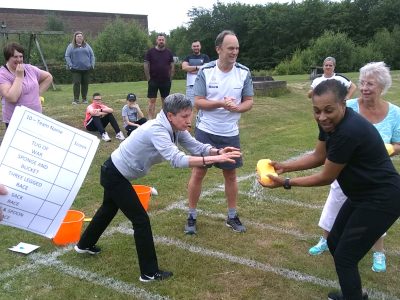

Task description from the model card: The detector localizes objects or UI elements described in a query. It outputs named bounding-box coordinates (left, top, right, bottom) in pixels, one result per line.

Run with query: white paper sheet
left=9, top=242, right=40, bottom=254
left=0, top=106, right=99, bottom=238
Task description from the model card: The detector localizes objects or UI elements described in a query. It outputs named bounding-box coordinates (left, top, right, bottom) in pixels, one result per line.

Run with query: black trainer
left=226, top=214, right=246, bottom=233
left=328, top=291, right=368, bottom=300
left=139, top=270, right=173, bottom=282
left=74, top=244, right=101, bottom=255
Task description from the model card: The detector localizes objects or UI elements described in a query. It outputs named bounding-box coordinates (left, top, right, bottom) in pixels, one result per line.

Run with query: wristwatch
left=283, top=178, right=291, bottom=190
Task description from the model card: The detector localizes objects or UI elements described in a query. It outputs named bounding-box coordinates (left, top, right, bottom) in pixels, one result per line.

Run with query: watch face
left=284, top=178, right=291, bottom=189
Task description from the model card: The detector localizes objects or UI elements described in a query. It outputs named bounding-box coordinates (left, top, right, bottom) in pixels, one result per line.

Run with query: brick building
left=0, top=7, right=148, bottom=36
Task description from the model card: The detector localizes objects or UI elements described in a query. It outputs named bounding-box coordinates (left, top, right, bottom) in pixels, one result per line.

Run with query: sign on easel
left=0, top=106, right=99, bottom=238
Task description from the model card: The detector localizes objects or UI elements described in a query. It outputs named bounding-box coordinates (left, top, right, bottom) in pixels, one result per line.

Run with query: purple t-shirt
left=144, top=47, right=173, bottom=83
left=0, top=64, right=42, bottom=123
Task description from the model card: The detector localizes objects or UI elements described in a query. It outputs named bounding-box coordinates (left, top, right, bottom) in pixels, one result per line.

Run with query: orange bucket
left=133, top=185, right=151, bottom=211
left=53, top=210, right=85, bottom=246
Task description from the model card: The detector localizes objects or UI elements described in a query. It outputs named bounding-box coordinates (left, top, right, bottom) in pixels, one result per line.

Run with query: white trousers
left=318, top=180, right=347, bottom=232
left=318, top=180, right=386, bottom=237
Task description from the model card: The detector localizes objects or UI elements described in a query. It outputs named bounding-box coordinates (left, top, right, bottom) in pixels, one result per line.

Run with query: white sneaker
left=150, top=187, right=158, bottom=196
left=116, top=131, right=125, bottom=141
left=101, top=132, right=111, bottom=142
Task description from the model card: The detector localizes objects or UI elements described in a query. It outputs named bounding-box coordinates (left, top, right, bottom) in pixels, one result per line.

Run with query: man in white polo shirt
left=184, top=30, right=254, bottom=234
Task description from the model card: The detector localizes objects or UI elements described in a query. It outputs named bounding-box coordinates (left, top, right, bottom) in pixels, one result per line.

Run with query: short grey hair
left=215, top=30, right=236, bottom=47
left=163, top=93, right=192, bottom=115
left=323, top=56, right=336, bottom=66
left=359, top=62, right=392, bottom=95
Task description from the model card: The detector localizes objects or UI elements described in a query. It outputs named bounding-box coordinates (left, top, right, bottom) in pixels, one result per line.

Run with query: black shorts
left=195, top=128, right=242, bottom=170
left=147, top=80, right=171, bottom=99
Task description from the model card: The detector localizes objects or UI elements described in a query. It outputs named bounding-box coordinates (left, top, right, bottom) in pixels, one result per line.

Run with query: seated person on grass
left=84, top=92, right=125, bottom=142
left=122, top=93, right=147, bottom=136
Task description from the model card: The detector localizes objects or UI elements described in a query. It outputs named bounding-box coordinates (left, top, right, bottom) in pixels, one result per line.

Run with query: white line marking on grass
left=111, top=227, right=399, bottom=300
left=241, top=191, right=324, bottom=210
left=153, top=235, right=338, bottom=287
left=28, top=248, right=170, bottom=300
left=0, top=263, right=41, bottom=281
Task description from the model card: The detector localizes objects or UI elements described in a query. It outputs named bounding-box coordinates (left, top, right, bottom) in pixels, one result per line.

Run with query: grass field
left=1, top=72, right=400, bottom=300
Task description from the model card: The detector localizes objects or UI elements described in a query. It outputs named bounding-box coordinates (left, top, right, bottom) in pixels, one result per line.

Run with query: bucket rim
left=62, top=209, right=85, bottom=224
left=132, top=184, right=151, bottom=192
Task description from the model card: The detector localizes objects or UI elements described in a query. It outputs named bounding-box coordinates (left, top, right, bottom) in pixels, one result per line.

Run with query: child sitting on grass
left=122, top=93, right=147, bottom=136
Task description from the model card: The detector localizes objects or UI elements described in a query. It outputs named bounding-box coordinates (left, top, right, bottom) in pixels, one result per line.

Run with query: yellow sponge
left=385, top=143, right=395, bottom=156
left=256, top=159, right=278, bottom=185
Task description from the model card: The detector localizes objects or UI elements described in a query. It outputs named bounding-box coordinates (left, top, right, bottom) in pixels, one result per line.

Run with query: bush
left=273, top=49, right=308, bottom=75
left=94, top=18, right=150, bottom=63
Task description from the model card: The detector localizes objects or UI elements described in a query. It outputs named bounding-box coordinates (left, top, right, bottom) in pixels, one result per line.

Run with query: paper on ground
left=9, top=242, right=40, bottom=254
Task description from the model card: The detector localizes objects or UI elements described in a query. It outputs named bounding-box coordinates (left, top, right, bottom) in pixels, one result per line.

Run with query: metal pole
left=33, top=33, right=56, bottom=90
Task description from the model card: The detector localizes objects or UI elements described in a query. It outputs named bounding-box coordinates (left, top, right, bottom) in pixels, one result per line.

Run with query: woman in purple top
left=0, top=42, right=53, bottom=127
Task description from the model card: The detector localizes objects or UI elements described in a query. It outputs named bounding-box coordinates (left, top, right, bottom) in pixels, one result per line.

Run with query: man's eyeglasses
left=93, top=98, right=102, bottom=101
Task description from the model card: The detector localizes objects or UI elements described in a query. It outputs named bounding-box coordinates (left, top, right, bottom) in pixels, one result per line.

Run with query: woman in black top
left=259, top=79, right=400, bottom=300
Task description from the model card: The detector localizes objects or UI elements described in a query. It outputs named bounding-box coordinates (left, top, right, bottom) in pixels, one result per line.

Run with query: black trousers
left=77, top=158, right=159, bottom=276
left=125, top=117, right=147, bottom=136
left=85, top=114, right=120, bottom=135
left=328, top=199, right=398, bottom=300
left=71, top=69, right=90, bottom=101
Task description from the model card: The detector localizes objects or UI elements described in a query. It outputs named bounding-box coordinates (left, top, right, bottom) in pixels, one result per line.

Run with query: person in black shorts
left=143, top=34, right=175, bottom=119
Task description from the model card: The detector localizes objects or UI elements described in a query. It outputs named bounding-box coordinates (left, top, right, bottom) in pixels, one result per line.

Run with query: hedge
left=42, top=62, right=186, bottom=84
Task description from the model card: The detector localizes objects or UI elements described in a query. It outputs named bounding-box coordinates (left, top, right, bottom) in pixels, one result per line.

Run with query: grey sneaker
left=72, top=100, right=79, bottom=105
left=184, top=215, right=197, bottom=234
left=82, top=99, right=88, bottom=104
left=226, top=214, right=246, bottom=233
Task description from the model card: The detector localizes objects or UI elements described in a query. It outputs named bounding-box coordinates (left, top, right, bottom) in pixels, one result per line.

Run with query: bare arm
left=272, top=140, right=327, bottom=174
left=288, top=159, right=344, bottom=187
left=345, top=82, right=357, bottom=100
left=260, top=141, right=345, bottom=188
left=195, top=95, right=225, bottom=110
left=170, top=62, right=175, bottom=79
left=224, top=96, right=253, bottom=113
left=143, top=61, right=150, bottom=81
left=187, top=147, right=241, bottom=167
left=88, top=105, right=111, bottom=117
left=100, top=105, right=113, bottom=114
left=38, top=70, right=53, bottom=95
left=182, top=61, right=198, bottom=74
left=136, top=104, right=145, bottom=118
left=388, top=142, right=400, bottom=156
left=123, top=116, right=139, bottom=127
left=0, top=64, right=24, bottom=103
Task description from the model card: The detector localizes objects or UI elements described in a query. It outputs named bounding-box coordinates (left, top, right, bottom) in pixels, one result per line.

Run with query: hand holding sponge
left=385, top=143, right=395, bottom=156
left=256, top=159, right=278, bottom=185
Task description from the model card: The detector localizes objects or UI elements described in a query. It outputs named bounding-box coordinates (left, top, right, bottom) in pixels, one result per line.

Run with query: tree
left=46, top=14, right=64, bottom=32
left=94, top=18, right=150, bottom=62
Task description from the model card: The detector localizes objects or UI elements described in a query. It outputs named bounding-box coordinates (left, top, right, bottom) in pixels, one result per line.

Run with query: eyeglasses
left=93, top=98, right=102, bottom=101
left=359, top=81, right=377, bottom=88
